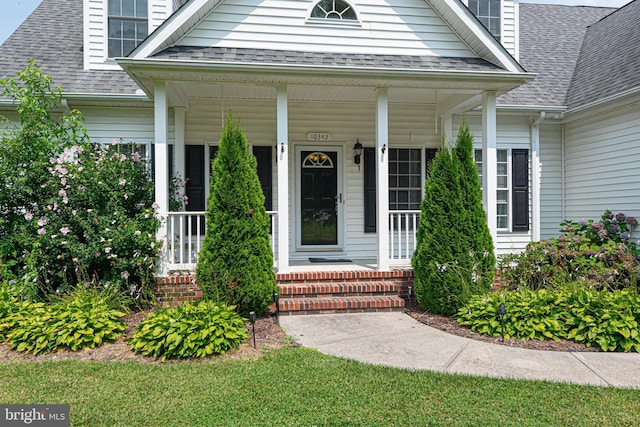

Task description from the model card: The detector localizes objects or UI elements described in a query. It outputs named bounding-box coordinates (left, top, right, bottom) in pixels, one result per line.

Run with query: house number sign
left=306, top=132, right=332, bottom=141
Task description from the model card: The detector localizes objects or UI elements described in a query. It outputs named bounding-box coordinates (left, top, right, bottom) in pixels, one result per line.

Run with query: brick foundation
left=154, top=274, right=201, bottom=307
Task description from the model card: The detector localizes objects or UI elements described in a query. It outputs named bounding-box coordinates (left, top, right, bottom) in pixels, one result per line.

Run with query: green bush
left=0, top=61, right=160, bottom=301
left=196, top=115, right=277, bottom=316
left=456, top=289, right=640, bottom=352
left=128, top=300, right=249, bottom=360
left=499, top=211, right=640, bottom=291
left=3, top=286, right=128, bottom=355
left=413, top=121, right=495, bottom=315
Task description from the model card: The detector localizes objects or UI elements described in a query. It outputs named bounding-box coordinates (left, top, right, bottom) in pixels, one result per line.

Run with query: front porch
left=164, top=210, right=420, bottom=272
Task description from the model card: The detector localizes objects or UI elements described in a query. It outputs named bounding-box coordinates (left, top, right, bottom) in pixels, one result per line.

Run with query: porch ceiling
left=166, top=81, right=478, bottom=105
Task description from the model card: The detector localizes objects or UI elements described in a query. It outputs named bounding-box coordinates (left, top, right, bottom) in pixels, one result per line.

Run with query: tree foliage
left=412, top=120, right=495, bottom=315
left=196, top=114, right=277, bottom=316
left=0, top=60, right=160, bottom=301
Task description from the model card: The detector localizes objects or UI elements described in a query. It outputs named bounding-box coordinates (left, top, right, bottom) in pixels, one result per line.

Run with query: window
left=475, top=148, right=529, bottom=231
left=108, top=0, right=148, bottom=57
left=388, top=148, right=422, bottom=211
left=467, top=0, right=501, bottom=40
left=310, top=0, right=357, bottom=21
left=364, top=148, right=426, bottom=233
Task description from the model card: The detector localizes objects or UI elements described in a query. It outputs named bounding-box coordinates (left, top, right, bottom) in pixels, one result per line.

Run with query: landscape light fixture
left=249, top=311, right=257, bottom=349
left=407, top=286, right=413, bottom=314
left=273, top=293, right=280, bottom=325
left=353, top=139, right=364, bottom=170
left=499, top=303, right=506, bottom=342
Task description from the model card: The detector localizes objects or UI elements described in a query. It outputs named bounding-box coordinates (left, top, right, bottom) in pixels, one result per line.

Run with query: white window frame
left=306, top=0, right=361, bottom=26
left=465, top=0, right=501, bottom=41
left=105, top=0, right=150, bottom=60
left=388, top=147, right=423, bottom=212
left=475, top=147, right=512, bottom=232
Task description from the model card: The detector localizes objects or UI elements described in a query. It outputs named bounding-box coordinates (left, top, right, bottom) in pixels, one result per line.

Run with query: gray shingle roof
left=151, top=46, right=505, bottom=73
left=498, top=4, right=614, bottom=107
left=565, top=0, right=640, bottom=110
left=0, top=0, right=140, bottom=95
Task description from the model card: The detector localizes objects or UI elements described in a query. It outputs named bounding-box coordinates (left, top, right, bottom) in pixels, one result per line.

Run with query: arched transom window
left=310, top=0, right=357, bottom=21
left=303, top=152, right=334, bottom=168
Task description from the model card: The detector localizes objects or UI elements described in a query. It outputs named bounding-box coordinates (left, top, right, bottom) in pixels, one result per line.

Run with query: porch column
left=276, top=86, right=290, bottom=273
left=482, top=91, right=498, bottom=242
left=376, top=88, right=390, bottom=271
left=531, top=112, right=545, bottom=241
left=441, top=113, right=454, bottom=148
left=154, top=81, right=169, bottom=272
left=174, top=106, right=186, bottom=209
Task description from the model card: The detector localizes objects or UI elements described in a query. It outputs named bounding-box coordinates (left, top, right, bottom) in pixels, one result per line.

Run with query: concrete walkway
left=279, top=312, right=640, bottom=389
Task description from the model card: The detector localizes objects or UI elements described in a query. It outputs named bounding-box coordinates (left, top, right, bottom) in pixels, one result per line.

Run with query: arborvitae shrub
left=412, top=121, right=495, bottom=315
left=196, top=115, right=277, bottom=316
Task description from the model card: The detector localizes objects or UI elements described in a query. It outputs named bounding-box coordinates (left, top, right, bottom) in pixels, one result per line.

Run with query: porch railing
left=389, top=210, right=420, bottom=264
left=165, top=211, right=277, bottom=271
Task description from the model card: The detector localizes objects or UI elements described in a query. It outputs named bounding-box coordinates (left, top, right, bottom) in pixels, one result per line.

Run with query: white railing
left=389, top=210, right=420, bottom=264
left=165, top=211, right=277, bottom=271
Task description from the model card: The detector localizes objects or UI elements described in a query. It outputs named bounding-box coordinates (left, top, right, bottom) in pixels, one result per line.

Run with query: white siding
left=85, top=0, right=175, bottom=70
left=564, top=105, right=640, bottom=221
left=501, top=0, right=518, bottom=59
left=178, top=0, right=475, bottom=57
left=539, top=123, right=562, bottom=239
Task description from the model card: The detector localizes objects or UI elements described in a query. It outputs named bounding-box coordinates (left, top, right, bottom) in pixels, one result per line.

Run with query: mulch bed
left=0, top=305, right=599, bottom=363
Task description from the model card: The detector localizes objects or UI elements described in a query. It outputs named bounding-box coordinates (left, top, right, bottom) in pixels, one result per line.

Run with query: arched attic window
left=310, top=0, right=358, bottom=21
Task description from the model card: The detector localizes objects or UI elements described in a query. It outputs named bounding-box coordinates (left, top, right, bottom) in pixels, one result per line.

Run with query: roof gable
left=131, top=0, right=524, bottom=73
left=565, top=0, right=640, bottom=110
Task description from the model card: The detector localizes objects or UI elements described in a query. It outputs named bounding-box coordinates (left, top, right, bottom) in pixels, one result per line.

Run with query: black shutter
left=512, top=149, right=529, bottom=231
left=364, top=147, right=377, bottom=233
left=253, top=146, right=273, bottom=211
left=425, top=148, right=438, bottom=176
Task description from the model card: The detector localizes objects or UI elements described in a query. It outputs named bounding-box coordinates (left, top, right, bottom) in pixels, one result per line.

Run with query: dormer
left=463, top=0, right=519, bottom=60
left=84, top=0, right=186, bottom=70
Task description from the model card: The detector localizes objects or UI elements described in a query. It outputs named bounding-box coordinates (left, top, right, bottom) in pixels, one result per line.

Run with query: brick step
left=278, top=295, right=406, bottom=315
left=278, top=281, right=400, bottom=298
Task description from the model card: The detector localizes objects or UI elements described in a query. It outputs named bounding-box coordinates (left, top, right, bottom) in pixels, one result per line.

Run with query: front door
left=300, top=150, right=339, bottom=246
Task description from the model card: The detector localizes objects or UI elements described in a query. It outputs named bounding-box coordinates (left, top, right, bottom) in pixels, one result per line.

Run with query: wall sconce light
left=353, top=139, right=364, bottom=170
left=381, top=143, right=386, bottom=154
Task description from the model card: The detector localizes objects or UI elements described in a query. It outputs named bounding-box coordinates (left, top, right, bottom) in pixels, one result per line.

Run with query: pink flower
left=37, top=228, right=46, bottom=235
left=132, top=152, right=140, bottom=162
left=49, top=158, right=56, bottom=164
left=134, top=230, right=141, bottom=236
left=152, top=202, right=159, bottom=209
left=24, top=213, right=33, bottom=221
left=63, top=197, right=69, bottom=204
left=119, top=178, right=126, bottom=186
left=58, top=189, right=66, bottom=197
left=60, top=227, right=70, bottom=235
left=37, top=218, right=47, bottom=226
left=121, top=271, right=130, bottom=280
left=105, top=247, right=112, bottom=254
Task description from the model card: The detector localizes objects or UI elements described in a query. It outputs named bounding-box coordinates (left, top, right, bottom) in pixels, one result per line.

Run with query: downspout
left=531, top=112, right=545, bottom=242
left=61, top=98, right=71, bottom=114
left=561, top=123, right=566, bottom=221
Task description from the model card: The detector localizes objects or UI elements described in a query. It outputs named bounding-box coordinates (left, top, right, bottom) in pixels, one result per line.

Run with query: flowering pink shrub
left=0, top=61, right=160, bottom=301
left=499, top=211, right=640, bottom=291
left=15, top=143, right=161, bottom=298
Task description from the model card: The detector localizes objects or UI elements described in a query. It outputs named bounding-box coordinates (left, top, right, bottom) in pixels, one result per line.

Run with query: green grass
left=1, top=347, right=638, bottom=426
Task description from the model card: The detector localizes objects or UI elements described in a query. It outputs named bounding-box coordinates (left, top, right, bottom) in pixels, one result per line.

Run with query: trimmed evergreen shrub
left=412, top=121, right=495, bottom=315
left=196, top=114, right=277, bottom=316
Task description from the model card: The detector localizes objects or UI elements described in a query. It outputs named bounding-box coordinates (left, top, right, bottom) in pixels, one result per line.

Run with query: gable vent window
left=310, top=0, right=357, bottom=21
left=108, top=0, right=148, bottom=58
left=468, top=0, right=501, bottom=41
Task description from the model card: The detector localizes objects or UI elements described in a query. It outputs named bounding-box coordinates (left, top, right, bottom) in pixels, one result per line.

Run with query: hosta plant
left=4, top=286, right=128, bottom=355
left=456, top=288, right=640, bottom=352
left=128, top=300, right=249, bottom=361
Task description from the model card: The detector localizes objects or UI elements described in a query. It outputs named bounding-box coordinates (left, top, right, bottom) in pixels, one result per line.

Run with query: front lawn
left=1, top=347, right=638, bottom=426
